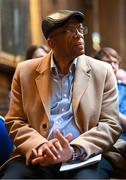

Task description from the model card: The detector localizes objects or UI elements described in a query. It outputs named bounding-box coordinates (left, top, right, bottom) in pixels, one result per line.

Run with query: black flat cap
left=42, top=10, right=85, bottom=39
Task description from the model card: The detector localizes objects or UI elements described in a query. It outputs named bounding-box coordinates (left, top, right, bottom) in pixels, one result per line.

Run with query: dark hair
left=25, top=45, right=50, bottom=59
left=93, top=47, right=121, bottom=65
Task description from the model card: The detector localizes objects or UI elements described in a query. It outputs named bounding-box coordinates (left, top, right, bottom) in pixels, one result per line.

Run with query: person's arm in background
left=119, top=112, right=126, bottom=133
left=0, top=116, right=13, bottom=166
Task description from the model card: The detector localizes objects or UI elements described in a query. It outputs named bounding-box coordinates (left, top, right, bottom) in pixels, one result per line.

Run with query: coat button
left=42, top=123, right=47, bottom=129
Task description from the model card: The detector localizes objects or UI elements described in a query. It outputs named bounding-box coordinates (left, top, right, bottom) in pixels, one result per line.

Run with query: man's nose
left=74, top=29, right=84, bottom=38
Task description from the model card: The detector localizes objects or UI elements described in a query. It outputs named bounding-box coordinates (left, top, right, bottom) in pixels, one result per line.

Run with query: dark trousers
left=0, top=156, right=118, bottom=179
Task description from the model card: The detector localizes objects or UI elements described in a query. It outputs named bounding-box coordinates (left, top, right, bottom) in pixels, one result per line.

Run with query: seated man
left=0, top=115, right=13, bottom=166
left=0, top=10, right=122, bottom=179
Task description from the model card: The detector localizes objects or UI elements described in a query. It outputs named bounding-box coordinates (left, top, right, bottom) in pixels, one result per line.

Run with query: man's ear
left=47, top=38, right=55, bottom=49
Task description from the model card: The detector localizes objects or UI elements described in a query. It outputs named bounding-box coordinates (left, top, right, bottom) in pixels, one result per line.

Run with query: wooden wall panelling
left=99, top=0, right=126, bottom=68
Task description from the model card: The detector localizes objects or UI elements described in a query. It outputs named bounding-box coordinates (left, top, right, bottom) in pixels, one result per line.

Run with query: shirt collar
left=51, top=54, right=77, bottom=75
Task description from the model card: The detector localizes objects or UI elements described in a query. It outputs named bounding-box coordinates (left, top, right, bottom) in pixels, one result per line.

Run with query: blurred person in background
left=93, top=47, right=126, bottom=178
left=93, top=47, right=121, bottom=74
left=93, top=47, right=126, bottom=134
left=25, top=44, right=50, bottom=59
left=116, top=68, right=126, bottom=84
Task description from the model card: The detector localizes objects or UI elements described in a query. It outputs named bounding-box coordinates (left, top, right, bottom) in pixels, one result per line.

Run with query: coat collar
left=36, top=52, right=91, bottom=75
left=36, top=51, right=52, bottom=74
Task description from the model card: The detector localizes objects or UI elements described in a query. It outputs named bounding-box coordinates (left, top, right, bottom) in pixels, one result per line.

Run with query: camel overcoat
left=5, top=52, right=122, bottom=166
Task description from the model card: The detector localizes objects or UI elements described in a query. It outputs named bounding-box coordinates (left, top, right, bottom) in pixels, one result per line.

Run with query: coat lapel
left=35, top=53, right=52, bottom=120
left=72, top=55, right=91, bottom=114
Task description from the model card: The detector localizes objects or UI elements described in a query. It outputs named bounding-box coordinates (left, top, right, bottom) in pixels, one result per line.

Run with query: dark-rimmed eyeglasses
left=49, top=26, right=88, bottom=38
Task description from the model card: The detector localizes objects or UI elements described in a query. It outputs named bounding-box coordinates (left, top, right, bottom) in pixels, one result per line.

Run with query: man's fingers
left=54, top=140, right=62, bottom=151
left=43, top=145, right=57, bottom=160
left=65, top=133, right=73, bottom=142
left=32, top=148, right=39, bottom=157
left=38, top=147, right=43, bottom=156
left=31, top=156, right=43, bottom=165
left=54, top=130, right=69, bottom=147
left=47, top=140, right=61, bottom=158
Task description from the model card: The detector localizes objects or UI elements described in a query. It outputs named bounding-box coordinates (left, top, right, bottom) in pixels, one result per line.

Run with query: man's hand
left=31, top=130, right=73, bottom=166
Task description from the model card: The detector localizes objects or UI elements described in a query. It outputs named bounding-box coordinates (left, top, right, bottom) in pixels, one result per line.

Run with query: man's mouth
left=73, top=43, right=84, bottom=48
left=73, top=40, right=84, bottom=46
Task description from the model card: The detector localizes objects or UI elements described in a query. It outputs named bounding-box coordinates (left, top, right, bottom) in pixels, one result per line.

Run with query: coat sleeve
left=5, top=63, right=48, bottom=165
left=71, top=64, right=122, bottom=159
